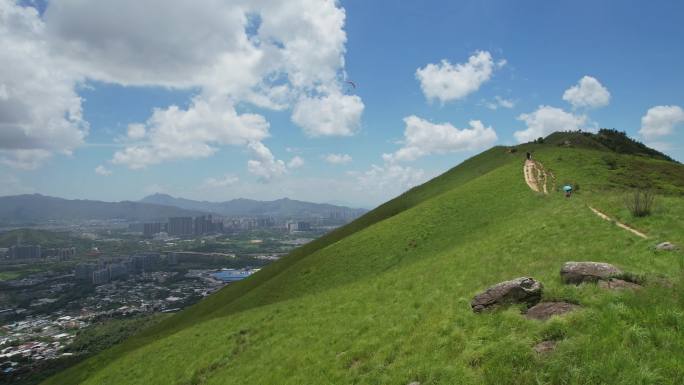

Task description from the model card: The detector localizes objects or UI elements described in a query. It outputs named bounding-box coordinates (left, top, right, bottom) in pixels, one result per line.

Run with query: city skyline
left=1, top=0, right=683, bottom=208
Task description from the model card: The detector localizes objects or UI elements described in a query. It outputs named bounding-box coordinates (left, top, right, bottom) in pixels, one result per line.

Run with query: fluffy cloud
left=126, top=124, right=146, bottom=140
left=44, top=0, right=358, bottom=131
left=562, top=76, right=610, bottom=109
left=112, top=97, right=270, bottom=169
left=0, top=149, right=53, bottom=170
left=484, top=96, right=515, bottom=110
left=203, top=174, right=239, bottom=188
left=639, top=105, right=684, bottom=140
left=0, top=0, right=87, bottom=169
left=95, top=165, right=112, bottom=176
left=246, top=141, right=287, bottom=182
left=291, top=92, right=364, bottom=137
left=354, top=163, right=427, bottom=197
left=416, top=51, right=499, bottom=103
left=514, top=106, right=588, bottom=143
left=325, top=153, right=352, bottom=164
left=287, top=156, right=305, bottom=169
left=3, top=0, right=362, bottom=172
left=384, top=116, right=498, bottom=162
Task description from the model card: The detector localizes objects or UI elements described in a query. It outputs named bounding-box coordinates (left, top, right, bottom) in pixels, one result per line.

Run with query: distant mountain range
left=0, top=194, right=206, bottom=224
left=0, top=194, right=367, bottom=224
left=139, top=193, right=367, bottom=219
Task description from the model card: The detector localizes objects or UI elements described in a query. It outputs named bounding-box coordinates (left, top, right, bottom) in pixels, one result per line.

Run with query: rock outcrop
left=525, top=301, right=580, bottom=320
left=471, top=277, right=542, bottom=312
left=598, top=278, right=641, bottom=290
left=560, top=262, right=622, bottom=284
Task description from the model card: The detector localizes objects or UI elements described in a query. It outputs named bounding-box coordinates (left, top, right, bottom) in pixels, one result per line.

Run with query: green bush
left=625, top=189, right=655, bottom=217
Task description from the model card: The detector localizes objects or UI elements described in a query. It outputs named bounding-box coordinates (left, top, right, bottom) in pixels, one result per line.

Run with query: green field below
left=43, top=135, right=684, bottom=385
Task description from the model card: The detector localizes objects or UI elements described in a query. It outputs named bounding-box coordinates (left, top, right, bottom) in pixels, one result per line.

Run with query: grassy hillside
left=44, top=138, right=684, bottom=385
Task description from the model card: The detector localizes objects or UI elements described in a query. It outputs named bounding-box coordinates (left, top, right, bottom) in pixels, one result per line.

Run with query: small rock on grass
left=471, top=277, right=542, bottom=313
left=598, top=278, right=641, bottom=290
left=655, top=242, right=678, bottom=251
left=560, top=262, right=622, bottom=284
left=533, top=340, right=557, bottom=354
left=525, top=301, right=579, bottom=320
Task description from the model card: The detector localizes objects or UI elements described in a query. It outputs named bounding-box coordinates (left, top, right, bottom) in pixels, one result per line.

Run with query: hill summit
left=45, top=131, right=684, bottom=385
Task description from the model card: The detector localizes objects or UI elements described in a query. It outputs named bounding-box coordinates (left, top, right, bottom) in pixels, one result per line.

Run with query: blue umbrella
left=563, top=185, right=573, bottom=192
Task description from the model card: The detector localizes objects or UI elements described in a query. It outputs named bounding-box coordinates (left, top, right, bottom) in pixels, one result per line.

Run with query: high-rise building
left=91, top=268, right=110, bottom=285
left=130, top=253, right=160, bottom=273
left=8, top=245, right=42, bottom=259
left=167, top=217, right=193, bottom=236
left=75, top=263, right=98, bottom=280
left=194, top=215, right=209, bottom=235
left=43, top=247, right=76, bottom=260
left=298, top=221, right=312, bottom=231
left=143, top=222, right=164, bottom=237
left=108, top=262, right=129, bottom=280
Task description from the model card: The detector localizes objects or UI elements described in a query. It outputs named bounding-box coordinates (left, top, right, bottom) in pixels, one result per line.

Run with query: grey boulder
left=525, top=301, right=579, bottom=320
left=656, top=242, right=678, bottom=251
left=598, top=278, right=641, bottom=290
left=560, top=262, right=622, bottom=284
left=471, top=277, right=542, bottom=313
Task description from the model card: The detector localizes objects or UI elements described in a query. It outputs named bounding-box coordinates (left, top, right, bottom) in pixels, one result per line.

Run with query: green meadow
left=44, top=133, right=684, bottom=385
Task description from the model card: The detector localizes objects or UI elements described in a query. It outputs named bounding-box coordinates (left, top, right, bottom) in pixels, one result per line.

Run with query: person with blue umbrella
left=563, top=184, right=573, bottom=198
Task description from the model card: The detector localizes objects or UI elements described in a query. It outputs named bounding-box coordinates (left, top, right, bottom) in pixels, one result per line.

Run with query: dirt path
left=524, top=159, right=553, bottom=194
left=523, top=159, right=647, bottom=239
left=588, top=206, right=649, bottom=239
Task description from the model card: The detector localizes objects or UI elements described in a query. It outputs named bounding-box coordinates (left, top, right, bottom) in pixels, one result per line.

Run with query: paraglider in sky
left=344, top=80, right=357, bottom=94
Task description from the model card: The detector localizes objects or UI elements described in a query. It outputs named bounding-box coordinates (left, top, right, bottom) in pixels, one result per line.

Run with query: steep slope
left=44, top=142, right=684, bottom=385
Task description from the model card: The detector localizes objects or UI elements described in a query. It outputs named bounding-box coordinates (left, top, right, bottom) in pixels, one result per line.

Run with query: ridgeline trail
left=523, top=158, right=648, bottom=239
left=588, top=206, right=649, bottom=239
left=523, top=159, right=553, bottom=194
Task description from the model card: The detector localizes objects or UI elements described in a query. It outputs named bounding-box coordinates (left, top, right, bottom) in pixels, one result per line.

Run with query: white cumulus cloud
left=384, top=116, right=498, bottom=162
left=3, top=0, right=363, bottom=172
left=0, top=149, right=53, bottom=170
left=126, top=124, right=146, bottom=140
left=112, top=97, right=270, bottom=169
left=416, top=51, right=499, bottom=103
left=514, top=106, right=588, bottom=143
left=203, top=174, right=239, bottom=188
left=0, top=0, right=87, bottom=169
left=246, top=141, right=287, bottom=182
left=484, top=96, right=515, bottom=110
left=287, top=156, right=305, bottom=169
left=94, top=165, right=112, bottom=176
left=292, top=92, right=364, bottom=137
left=639, top=105, right=684, bottom=140
left=325, top=153, right=352, bottom=164
left=562, top=76, right=610, bottom=109
left=354, top=163, right=427, bottom=198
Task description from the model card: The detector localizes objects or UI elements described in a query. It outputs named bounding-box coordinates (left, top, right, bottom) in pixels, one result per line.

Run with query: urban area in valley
left=0, top=196, right=365, bottom=385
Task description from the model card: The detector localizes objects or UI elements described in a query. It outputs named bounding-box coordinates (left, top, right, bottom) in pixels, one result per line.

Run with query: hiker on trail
left=526, top=152, right=532, bottom=160
left=563, top=185, right=573, bottom=198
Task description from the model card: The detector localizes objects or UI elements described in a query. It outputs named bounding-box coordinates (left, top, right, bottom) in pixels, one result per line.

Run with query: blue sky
left=1, top=0, right=683, bottom=208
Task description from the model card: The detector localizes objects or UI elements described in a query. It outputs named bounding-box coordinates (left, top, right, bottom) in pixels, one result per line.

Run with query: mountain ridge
left=139, top=193, right=368, bottom=218
left=42, top=132, right=684, bottom=384
left=0, top=194, right=208, bottom=223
